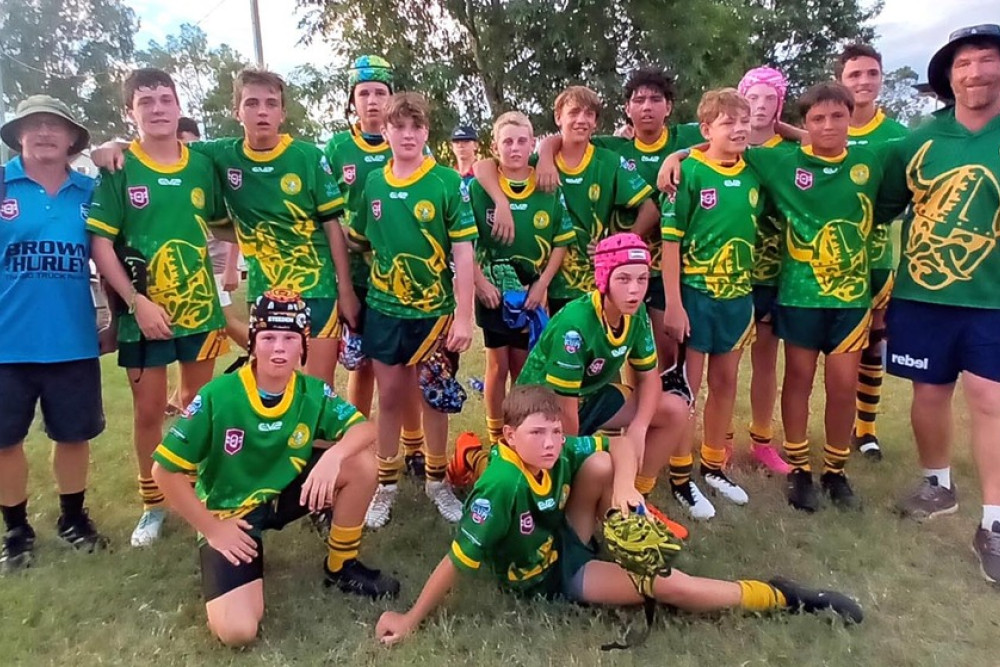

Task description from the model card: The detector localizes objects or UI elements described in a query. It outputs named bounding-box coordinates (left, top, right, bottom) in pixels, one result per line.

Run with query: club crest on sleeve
left=320, top=156, right=333, bottom=175
left=1, top=198, right=20, bottom=221
left=795, top=168, right=813, bottom=190
left=227, top=168, right=243, bottom=190
left=224, top=428, right=245, bottom=455
left=181, top=395, right=203, bottom=419
left=563, top=330, right=582, bottom=353
left=519, top=512, right=535, bottom=535
left=700, top=188, right=717, bottom=209
left=128, top=186, right=149, bottom=209
left=343, top=164, right=357, bottom=185
left=372, top=199, right=383, bottom=220
left=470, top=498, right=491, bottom=524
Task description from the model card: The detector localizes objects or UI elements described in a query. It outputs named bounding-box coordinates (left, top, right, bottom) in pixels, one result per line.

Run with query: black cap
left=451, top=125, right=477, bottom=142
left=927, top=24, right=1000, bottom=101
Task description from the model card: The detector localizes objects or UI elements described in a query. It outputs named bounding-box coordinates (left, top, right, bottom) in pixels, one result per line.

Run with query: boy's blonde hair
left=384, top=92, right=430, bottom=129
left=697, top=88, right=751, bottom=125
left=554, top=86, right=602, bottom=119
left=503, top=385, right=562, bottom=429
left=492, top=111, right=533, bottom=140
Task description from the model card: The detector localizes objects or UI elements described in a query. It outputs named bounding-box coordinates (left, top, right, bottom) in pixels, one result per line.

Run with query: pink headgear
left=738, top=66, right=789, bottom=122
left=594, top=233, right=651, bottom=294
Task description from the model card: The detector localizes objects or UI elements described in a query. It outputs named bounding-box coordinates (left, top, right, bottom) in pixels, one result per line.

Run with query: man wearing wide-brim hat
left=875, top=24, right=1000, bottom=584
left=0, top=95, right=110, bottom=574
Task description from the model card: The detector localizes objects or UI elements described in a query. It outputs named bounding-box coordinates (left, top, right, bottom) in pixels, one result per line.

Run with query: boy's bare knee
left=210, top=615, right=259, bottom=648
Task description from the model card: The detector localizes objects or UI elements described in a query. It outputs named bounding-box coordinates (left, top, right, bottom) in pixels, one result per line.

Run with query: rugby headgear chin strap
left=248, top=289, right=310, bottom=365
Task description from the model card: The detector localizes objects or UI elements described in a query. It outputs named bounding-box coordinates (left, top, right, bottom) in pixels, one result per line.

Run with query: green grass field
left=1, top=319, right=996, bottom=666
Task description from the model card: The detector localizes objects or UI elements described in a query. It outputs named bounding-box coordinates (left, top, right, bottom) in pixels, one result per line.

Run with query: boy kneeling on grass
left=376, top=384, right=863, bottom=646
left=152, top=290, right=399, bottom=648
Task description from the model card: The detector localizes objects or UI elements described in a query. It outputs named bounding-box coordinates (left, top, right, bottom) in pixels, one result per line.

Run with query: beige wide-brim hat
left=1, top=94, right=91, bottom=155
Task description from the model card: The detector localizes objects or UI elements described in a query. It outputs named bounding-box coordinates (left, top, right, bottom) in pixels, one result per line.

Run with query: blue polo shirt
left=0, top=157, right=98, bottom=363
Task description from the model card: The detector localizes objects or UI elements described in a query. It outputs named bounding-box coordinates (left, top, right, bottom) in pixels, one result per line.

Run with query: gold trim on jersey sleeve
left=318, top=197, right=346, bottom=214
left=629, top=351, right=657, bottom=369
left=661, top=227, right=684, bottom=241
left=553, top=230, right=575, bottom=244
left=625, top=183, right=654, bottom=208
left=545, top=374, right=581, bottom=390
left=154, top=444, right=197, bottom=471
left=448, top=225, right=478, bottom=240
left=451, top=541, right=480, bottom=570
left=85, top=217, right=119, bottom=237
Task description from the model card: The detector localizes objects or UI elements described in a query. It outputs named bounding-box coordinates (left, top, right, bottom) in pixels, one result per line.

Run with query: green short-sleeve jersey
left=847, top=110, right=908, bottom=270
left=547, top=145, right=654, bottom=300
left=191, top=135, right=345, bottom=302
left=746, top=144, right=885, bottom=308
left=875, top=109, right=1000, bottom=309
left=153, top=366, right=365, bottom=517
left=661, top=150, right=763, bottom=299
left=449, top=436, right=606, bottom=593
left=594, top=124, right=704, bottom=276
left=349, top=157, right=478, bottom=318
left=323, top=129, right=390, bottom=289
left=86, top=142, right=226, bottom=343
left=470, top=171, right=574, bottom=288
left=750, top=136, right=799, bottom=286
left=518, top=291, right=657, bottom=395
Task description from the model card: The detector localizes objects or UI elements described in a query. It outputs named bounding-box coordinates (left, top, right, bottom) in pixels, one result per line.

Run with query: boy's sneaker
left=820, top=472, right=861, bottom=511
left=426, top=480, right=463, bottom=523
left=769, top=576, right=864, bottom=624
left=973, top=521, right=1000, bottom=584
left=751, top=444, right=792, bottom=475
left=896, top=476, right=958, bottom=521
left=57, top=511, right=109, bottom=552
left=130, top=508, right=166, bottom=547
left=644, top=501, right=689, bottom=540
left=446, top=431, right=483, bottom=489
left=404, top=452, right=426, bottom=478
left=701, top=467, right=749, bottom=505
left=324, top=559, right=401, bottom=599
left=671, top=479, right=716, bottom=520
left=365, top=484, right=398, bottom=529
left=852, top=431, right=882, bottom=462
left=786, top=469, right=820, bottom=513
left=0, top=525, right=36, bottom=574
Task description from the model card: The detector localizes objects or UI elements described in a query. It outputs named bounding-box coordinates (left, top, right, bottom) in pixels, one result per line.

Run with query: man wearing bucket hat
left=0, top=95, right=109, bottom=573
left=876, top=24, right=1000, bottom=584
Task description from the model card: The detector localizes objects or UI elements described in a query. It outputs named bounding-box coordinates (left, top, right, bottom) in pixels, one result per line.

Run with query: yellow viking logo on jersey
left=850, top=164, right=870, bottom=186
left=190, top=187, right=205, bottom=209
left=370, top=228, right=449, bottom=312
left=533, top=210, right=550, bottom=229
left=238, top=202, right=323, bottom=292
left=280, top=173, right=303, bottom=195
left=786, top=194, right=873, bottom=302
left=749, top=188, right=759, bottom=207
left=214, top=488, right=283, bottom=520
left=588, top=184, right=601, bottom=202
left=288, top=423, right=310, bottom=449
left=904, top=140, right=1000, bottom=290
left=414, top=200, right=436, bottom=223
left=506, top=535, right=558, bottom=583
left=147, top=232, right=216, bottom=330
left=560, top=245, right=597, bottom=293
left=684, top=238, right=755, bottom=298
left=753, top=234, right=782, bottom=283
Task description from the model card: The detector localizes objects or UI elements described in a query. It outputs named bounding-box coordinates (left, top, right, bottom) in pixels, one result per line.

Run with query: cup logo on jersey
left=563, top=330, right=582, bottom=353
left=850, top=164, right=870, bottom=186
left=228, top=168, right=243, bottom=190
left=190, top=187, right=205, bottom=209
left=533, top=211, right=550, bottom=229
left=588, top=184, right=601, bottom=202
left=414, top=200, right=435, bottom=223
left=0, top=198, right=19, bottom=221
left=372, top=199, right=383, bottom=220
left=224, top=428, right=245, bottom=455
left=343, top=164, right=357, bottom=185
left=281, top=173, right=302, bottom=196
left=471, top=498, right=491, bottom=524
left=519, top=512, right=535, bottom=535
left=128, top=186, right=150, bottom=209
left=700, top=188, right=718, bottom=210
left=795, top=168, right=814, bottom=191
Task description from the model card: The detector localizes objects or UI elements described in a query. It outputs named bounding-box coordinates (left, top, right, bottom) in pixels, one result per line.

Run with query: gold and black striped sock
left=783, top=440, right=811, bottom=472
left=855, top=361, right=883, bottom=440
left=486, top=417, right=504, bottom=446
left=700, top=443, right=726, bottom=472
left=467, top=449, right=490, bottom=478
left=377, top=454, right=404, bottom=486
left=738, top=580, right=786, bottom=611
left=635, top=475, right=657, bottom=495
left=823, top=444, right=851, bottom=475
left=425, top=453, right=448, bottom=482
left=669, top=455, right=694, bottom=487
left=138, top=476, right=165, bottom=510
left=401, top=428, right=425, bottom=457
left=749, top=422, right=773, bottom=447
left=326, top=523, right=363, bottom=573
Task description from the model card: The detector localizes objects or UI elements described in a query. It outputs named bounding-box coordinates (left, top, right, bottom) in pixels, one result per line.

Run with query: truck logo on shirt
left=228, top=169, right=243, bottom=189
left=700, top=188, right=718, bottom=209
left=128, top=186, right=149, bottom=209
left=343, top=164, right=356, bottom=184
left=795, top=168, right=813, bottom=190
left=224, top=428, right=245, bottom=455
left=0, top=198, right=19, bottom=221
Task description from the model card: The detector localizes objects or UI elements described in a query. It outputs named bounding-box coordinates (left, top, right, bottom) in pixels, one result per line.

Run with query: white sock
left=982, top=505, right=1000, bottom=531
left=923, top=467, right=951, bottom=489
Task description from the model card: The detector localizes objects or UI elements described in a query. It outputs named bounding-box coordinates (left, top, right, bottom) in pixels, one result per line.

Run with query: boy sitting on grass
left=375, top=384, right=863, bottom=645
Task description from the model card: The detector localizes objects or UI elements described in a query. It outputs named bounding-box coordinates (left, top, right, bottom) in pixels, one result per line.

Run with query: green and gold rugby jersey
left=349, top=156, right=478, bottom=318
left=517, top=291, right=657, bottom=395
left=86, top=141, right=226, bottom=343
left=746, top=144, right=884, bottom=308
left=191, top=135, right=345, bottom=301
left=750, top=136, right=798, bottom=287
left=469, top=170, right=574, bottom=288
left=661, top=149, right=764, bottom=299
left=593, top=124, right=704, bottom=275
left=847, top=109, right=908, bottom=271
left=449, top=435, right=606, bottom=593
left=876, top=108, right=1000, bottom=309
left=545, top=144, right=653, bottom=300
left=324, top=127, right=390, bottom=289
left=153, top=366, right=364, bottom=517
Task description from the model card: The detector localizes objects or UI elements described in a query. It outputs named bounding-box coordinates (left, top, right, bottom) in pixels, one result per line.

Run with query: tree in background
left=0, top=0, right=138, bottom=142
left=879, top=65, right=926, bottom=126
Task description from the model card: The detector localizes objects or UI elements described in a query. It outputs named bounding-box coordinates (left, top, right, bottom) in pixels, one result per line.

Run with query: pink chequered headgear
left=594, top=233, right=651, bottom=294
left=738, top=66, right=788, bottom=122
